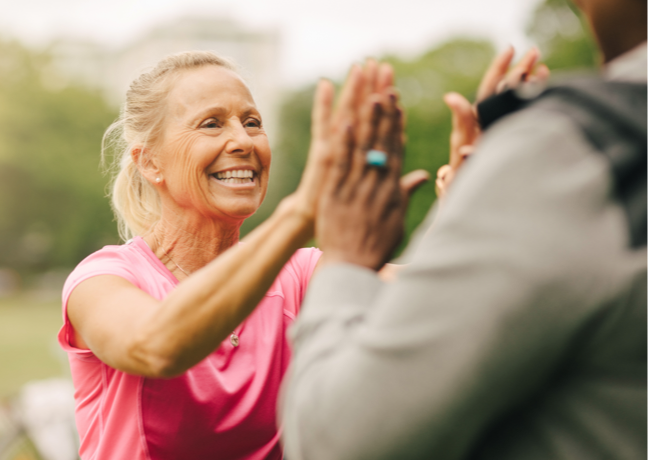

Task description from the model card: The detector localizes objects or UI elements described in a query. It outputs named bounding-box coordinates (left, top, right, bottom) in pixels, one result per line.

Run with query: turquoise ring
left=366, top=149, right=388, bottom=168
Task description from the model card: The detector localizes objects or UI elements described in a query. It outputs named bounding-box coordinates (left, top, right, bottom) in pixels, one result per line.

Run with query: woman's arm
left=67, top=64, right=392, bottom=378
left=69, top=200, right=313, bottom=378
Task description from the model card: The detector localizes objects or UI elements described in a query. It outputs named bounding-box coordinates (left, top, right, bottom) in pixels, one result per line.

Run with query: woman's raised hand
left=436, top=47, right=550, bottom=199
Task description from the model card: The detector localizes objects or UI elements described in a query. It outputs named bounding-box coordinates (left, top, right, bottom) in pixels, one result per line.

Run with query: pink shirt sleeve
left=58, top=246, right=141, bottom=357
left=278, top=247, right=322, bottom=318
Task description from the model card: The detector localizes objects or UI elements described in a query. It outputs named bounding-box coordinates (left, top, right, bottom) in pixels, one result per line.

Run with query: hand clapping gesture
left=313, top=61, right=428, bottom=270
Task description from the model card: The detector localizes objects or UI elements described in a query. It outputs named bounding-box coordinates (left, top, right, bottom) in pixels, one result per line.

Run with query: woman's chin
left=206, top=200, right=262, bottom=222
left=204, top=179, right=266, bottom=220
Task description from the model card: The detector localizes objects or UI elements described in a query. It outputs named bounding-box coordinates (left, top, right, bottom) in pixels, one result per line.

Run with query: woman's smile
left=210, top=167, right=257, bottom=188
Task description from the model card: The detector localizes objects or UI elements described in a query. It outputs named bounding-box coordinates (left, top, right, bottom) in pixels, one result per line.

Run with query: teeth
left=218, top=178, right=254, bottom=184
left=214, top=170, right=254, bottom=179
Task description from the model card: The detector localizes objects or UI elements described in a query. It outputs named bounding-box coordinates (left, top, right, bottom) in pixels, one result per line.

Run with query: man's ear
left=132, top=145, right=162, bottom=185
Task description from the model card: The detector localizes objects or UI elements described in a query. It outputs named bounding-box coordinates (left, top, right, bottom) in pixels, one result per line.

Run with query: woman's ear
left=132, top=145, right=163, bottom=185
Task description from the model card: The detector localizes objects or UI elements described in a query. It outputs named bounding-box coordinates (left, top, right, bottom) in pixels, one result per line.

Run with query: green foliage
left=0, top=40, right=118, bottom=273
left=0, top=296, right=67, bottom=398
left=527, top=0, right=599, bottom=71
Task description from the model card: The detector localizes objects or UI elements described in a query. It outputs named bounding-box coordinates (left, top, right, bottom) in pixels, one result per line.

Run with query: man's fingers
left=436, top=164, right=452, bottom=181
left=322, top=122, right=355, bottom=197
left=476, top=45, right=515, bottom=102
left=311, top=79, right=335, bottom=140
left=504, top=47, right=539, bottom=88
left=358, top=89, right=406, bottom=212
left=339, top=96, right=383, bottom=200
left=477, top=47, right=547, bottom=101
left=444, top=92, right=478, bottom=169
left=400, top=170, right=429, bottom=198
left=335, top=64, right=364, bottom=125
left=445, top=92, right=475, bottom=132
left=518, top=47, right=540, bottom=74
left=377, top=63, right=394, bottom=94
left=534, top=63, right=551, bottom=82
left=435, top=164, right=452, bottom=198
left=356, top=96, right=384, bottom=153
left=458, top=144, right=474, bottom=162
left=360, top=59, right=379, bottom=108
left=371, top=90, right=403, bottom=174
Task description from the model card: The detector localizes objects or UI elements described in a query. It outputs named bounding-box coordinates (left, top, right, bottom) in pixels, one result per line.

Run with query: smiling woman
left=56, top=50, right=406, bottom=460
left=136, top=63, right=271, bottom=228
left=104, top=53, right=270, bottom=240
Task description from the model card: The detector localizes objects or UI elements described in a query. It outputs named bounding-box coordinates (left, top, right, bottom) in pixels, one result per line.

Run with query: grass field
left=0, top=296, right=70, bottom=400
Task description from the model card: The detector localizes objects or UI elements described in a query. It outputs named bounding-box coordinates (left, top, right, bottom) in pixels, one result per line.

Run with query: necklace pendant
left=230, top=333, right=239, bottom=347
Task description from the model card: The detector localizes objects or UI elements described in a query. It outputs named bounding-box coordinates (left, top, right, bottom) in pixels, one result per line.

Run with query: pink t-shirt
left=58, top=237, right=321, bottom=460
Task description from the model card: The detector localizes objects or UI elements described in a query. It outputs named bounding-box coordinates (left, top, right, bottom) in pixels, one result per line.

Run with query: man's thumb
left=400, top=170, right=430, bottom=198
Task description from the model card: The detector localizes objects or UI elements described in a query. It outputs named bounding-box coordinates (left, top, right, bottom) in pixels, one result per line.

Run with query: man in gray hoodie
left=280, top=0, right=647, bottom=459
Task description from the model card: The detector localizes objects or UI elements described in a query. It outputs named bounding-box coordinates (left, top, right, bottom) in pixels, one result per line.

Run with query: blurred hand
left=435, top=47, right=550, bottom=199
left=289, top=60, right=395, bottom=231
left=316, top=71, right=428, bottom=271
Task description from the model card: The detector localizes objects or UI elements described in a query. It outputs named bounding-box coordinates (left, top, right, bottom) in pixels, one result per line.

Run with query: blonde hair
left=102, top=51, right=239, bottom=241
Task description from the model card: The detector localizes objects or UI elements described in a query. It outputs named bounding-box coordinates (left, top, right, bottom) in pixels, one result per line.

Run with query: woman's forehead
left=167, top=65, right=255, bottom=116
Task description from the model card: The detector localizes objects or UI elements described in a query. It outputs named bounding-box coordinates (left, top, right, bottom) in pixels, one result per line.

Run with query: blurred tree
left=0, top=39, right=118, bottom=273
left=527, top=0, right=599, bottom=71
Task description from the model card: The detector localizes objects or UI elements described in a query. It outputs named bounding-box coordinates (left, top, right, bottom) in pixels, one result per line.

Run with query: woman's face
left=154, top=65, right=271, bottom=223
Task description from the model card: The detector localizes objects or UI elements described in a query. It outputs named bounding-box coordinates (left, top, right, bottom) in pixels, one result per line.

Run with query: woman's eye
left=201, top=119, right=220, bottom=129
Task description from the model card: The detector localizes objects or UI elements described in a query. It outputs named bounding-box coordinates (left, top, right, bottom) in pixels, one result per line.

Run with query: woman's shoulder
left=272, top=247, right=322, bottom=296
left=71, top=238, right=147, bottom=275
left=63, top=237, right=159, bottom=300
left=286, top=247, right=322, bottom=277
left=292, top=246, right=322, bottom=261
left=264, top=247, right=321, bottom=316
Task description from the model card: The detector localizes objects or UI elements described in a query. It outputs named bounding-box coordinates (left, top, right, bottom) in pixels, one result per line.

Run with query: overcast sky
left=0, top=0, right=542, bottom=86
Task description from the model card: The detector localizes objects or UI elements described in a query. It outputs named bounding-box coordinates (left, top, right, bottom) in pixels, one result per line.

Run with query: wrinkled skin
left=135, top=65, right=272, bottom=231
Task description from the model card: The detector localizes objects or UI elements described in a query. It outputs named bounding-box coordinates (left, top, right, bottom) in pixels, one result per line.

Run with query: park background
left=0, top=0, right=597, bottom=457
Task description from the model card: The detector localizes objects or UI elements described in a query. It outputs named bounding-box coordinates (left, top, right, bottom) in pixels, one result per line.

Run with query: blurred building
left=46, top=16, right=282, bottom=142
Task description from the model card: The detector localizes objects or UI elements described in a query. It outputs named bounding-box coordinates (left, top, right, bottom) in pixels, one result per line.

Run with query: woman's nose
left=224, top=121, right=254, bottom=155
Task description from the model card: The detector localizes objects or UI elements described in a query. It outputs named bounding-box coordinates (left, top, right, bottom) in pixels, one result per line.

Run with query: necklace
left=154, top=234, right=190, bottom=277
